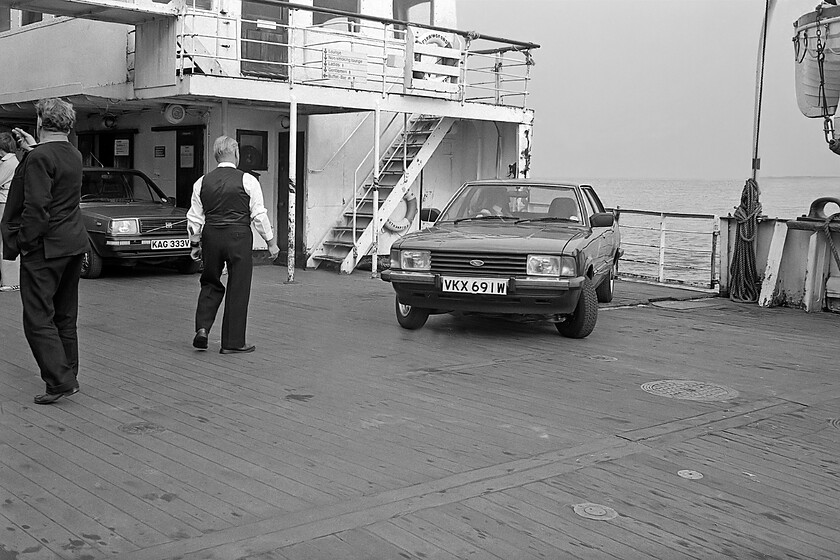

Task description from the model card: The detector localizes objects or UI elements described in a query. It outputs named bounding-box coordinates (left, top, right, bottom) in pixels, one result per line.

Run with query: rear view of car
left=80, top=168, right=198, bottom=278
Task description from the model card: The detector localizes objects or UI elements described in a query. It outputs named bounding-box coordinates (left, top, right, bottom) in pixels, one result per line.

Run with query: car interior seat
left=548, top=197, right=580, bottom=221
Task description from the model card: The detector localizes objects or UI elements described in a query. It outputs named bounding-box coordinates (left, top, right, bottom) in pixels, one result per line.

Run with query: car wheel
left=596, top=261, right=617, bottom=303
left=395, top=296, right=430, bottom=330
left=80, top=244, right=103, bottom=279
left=176, top=257, right=201, bottom=274
left=556, top=277, right=598, bottom=338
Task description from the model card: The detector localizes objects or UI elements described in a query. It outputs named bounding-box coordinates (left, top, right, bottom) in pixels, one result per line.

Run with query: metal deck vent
left=678, top=470, right=704, bottom=480
left=641, top=380, right=739, bottom=402
left=118, top=421, right=166, bottom=435
left=573, top=503, right=618, bottom=520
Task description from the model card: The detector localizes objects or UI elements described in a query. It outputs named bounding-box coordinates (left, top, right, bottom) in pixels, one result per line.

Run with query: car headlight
left=527, top=255, right=576, bottom=277
left=108, top=219, right=139, bottom=235
left=400, top=250, right=431, bottom=271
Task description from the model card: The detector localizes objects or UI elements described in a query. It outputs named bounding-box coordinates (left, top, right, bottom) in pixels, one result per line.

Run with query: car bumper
left=94, top=236, right=192, bottom=260
left=381, top=270, right=585, bottom=315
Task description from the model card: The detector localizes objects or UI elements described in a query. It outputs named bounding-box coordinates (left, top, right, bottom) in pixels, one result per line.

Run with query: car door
left=581, top=186, right=615, bottom=274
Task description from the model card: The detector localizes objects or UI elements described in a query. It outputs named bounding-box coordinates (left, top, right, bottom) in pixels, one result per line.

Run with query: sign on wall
left=323, top=48, right=367, bottom=83
left=114, top=139, right=130, bottom=157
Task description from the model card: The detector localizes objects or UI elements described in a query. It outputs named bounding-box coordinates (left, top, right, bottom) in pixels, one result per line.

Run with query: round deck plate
left=678, top=469, right=704, bottom=480
left=641, top=380, right=739, bottom=402
left=573, top=503, right=618, bottom=520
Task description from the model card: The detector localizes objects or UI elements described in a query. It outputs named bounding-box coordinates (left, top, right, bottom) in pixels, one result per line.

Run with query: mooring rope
left=824, top=212, right=840, bottom=271
left=730, top=178, right=763, bottom=303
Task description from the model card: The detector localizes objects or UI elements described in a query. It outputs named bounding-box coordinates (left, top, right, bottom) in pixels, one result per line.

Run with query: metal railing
left=165, top=1, right=536, bottom=108
left=614, top=208, right=720, bottom=289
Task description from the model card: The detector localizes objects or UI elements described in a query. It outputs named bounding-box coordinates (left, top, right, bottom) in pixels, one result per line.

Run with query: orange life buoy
left=384, top=190, right=418, bottom=233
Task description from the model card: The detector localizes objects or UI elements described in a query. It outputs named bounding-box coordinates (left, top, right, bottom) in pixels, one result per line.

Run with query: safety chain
left=815, top=7, right=836, bottom=143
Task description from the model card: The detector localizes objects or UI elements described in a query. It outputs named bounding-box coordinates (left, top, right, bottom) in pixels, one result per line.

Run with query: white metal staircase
left=307, top=114, right=455, bottom=273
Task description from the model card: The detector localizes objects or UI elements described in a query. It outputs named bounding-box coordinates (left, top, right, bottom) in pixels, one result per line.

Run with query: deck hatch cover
left=640, top=380, right=739, bottom=401
left=573, top=503, right=618, bottom=520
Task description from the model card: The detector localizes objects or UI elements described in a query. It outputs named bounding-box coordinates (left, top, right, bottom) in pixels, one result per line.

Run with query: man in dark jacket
left=0, top=98, right=88, bottom=404
left=187, top=135, right=280, bottom=354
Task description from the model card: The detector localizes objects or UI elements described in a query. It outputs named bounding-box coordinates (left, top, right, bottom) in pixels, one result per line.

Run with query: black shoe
left=220, top=344, right=255, bottom=354
left=34, top=386, right=79, bottom=405
left=193, top=328, right=208, bottom=349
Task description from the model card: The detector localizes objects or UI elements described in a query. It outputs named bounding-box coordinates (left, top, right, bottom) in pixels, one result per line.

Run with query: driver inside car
left=475, top=187, right=510, bottom=217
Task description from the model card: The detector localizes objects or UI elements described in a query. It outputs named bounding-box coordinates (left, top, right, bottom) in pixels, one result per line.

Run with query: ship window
left=21, top=10, right=42, bottom=25
left=0, top=7, right=10, bottom=32
left=312, top=0, right=359, bottom=26
left=187, top=0, right=214, bottom=10
left=393, top=0, right=432, bottom=25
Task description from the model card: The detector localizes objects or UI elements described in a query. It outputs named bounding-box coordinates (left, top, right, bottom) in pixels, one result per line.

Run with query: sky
left=456, top=0, right=839, bottom=180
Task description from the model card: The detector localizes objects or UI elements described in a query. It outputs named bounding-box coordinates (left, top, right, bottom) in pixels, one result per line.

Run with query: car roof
left=465, top=179, right=586, bottom=189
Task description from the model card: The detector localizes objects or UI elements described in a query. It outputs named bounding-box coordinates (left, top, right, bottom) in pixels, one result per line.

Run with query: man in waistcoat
left=187, top=135, right=279, bottom=354
left=1, top=98, right=88, bottom=404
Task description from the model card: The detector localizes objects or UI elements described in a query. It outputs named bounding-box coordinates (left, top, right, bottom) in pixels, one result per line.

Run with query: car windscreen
left=81, top=171, right=166, bottom=203
left=438, top=184, right=583, bottom=223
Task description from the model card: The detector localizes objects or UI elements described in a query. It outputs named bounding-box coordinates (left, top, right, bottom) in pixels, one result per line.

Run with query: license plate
left=442, top=277, right=508, bottom=295
left=151, top=238, right=189, bottom=250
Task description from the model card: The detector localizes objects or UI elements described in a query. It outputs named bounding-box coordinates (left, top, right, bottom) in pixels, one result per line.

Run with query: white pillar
left=287, top=97, right=297, bottom=283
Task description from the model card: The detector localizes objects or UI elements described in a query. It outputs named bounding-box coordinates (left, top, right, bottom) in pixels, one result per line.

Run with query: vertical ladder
left=307, top=114, right=455, bottom=273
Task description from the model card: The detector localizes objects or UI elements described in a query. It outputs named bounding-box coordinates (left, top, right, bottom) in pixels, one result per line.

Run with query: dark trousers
left=20, top=247, right=83, bottom=394
left=195, top=224, right=253, bottom=349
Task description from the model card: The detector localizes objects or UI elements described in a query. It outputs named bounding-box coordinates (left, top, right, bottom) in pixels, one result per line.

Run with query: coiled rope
left=729, top=178, right=762, bottom=303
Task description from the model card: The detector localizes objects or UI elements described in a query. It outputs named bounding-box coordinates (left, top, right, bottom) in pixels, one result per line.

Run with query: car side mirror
left=589, top=212, right=614, bottom=227
left=419, top=208, right=440, bottom=222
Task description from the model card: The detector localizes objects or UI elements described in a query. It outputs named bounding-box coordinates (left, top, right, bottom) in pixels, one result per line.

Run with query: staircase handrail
left=350, top=112, right=408, bottom=242
left=310, top=84, right=399, bottom=173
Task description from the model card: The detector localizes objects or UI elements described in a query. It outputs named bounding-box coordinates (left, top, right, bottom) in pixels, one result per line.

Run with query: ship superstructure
left=0, top=0, right=537, bottom=275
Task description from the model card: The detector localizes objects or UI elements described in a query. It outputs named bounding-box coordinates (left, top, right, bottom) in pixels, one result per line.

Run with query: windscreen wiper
left=453, top=215, right=517, bottom=224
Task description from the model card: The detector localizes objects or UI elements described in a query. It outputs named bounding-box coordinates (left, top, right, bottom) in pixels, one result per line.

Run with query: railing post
left=494, top=52, right=502, bottom=105
left=658, top=213, right=667, bottom=283
left=372, top=104, right=381, bottom=278
left=711, top=217, right=720, bottom=288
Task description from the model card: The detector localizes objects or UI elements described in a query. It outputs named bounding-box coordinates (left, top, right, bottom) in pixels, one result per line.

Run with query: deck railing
left=158, top=1, right=537, bottom=108
left=614, top=209, right=720, bottom=289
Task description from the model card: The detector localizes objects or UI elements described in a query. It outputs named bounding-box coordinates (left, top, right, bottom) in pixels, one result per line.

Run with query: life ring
left=414, top=32, right=455, bottom=82
left=384, top=190, right=418, bottom=232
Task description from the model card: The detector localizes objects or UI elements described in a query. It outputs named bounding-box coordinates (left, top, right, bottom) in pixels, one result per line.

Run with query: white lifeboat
left=793, top=3, right=840, bottom=118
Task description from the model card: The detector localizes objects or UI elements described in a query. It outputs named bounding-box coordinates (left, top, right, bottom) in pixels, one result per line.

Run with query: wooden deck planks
left=2, top=270, right=839, bottom=559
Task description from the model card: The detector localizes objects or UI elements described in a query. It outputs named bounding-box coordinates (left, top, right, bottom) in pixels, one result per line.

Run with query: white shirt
left=0, top=152, right=19, bottom=203
left=186, top=162, right=274, bottom=244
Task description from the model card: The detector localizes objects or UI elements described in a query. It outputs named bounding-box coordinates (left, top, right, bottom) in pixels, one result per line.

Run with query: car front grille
left=139, top=218, right=188, bottom=234
left=431, top=251, right=526, bottom=276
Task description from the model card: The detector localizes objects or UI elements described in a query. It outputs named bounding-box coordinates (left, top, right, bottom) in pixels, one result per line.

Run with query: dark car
left=381, top=179, right=622, bottom=338
left=79, top=168, right=199, bottom=278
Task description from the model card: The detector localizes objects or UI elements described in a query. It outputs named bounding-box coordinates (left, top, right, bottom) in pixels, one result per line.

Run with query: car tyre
left=81, top=244, right=103, bottom=279
left=556, top=277, right=598, bottom=338
left=395, top=296, right=430, bottom=330
left=596, top=261, right=617, bottom=303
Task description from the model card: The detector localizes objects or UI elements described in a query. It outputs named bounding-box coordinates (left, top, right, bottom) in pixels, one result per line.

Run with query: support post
left=371, top=104, right=381, bottom=278
left=286, top=97, right=297, bottom=283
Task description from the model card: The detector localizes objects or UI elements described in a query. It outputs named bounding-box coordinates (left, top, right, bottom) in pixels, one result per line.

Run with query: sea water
left=590, top=176, right=840, bottom=219
left=579, top=176, right=840, bottom=287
